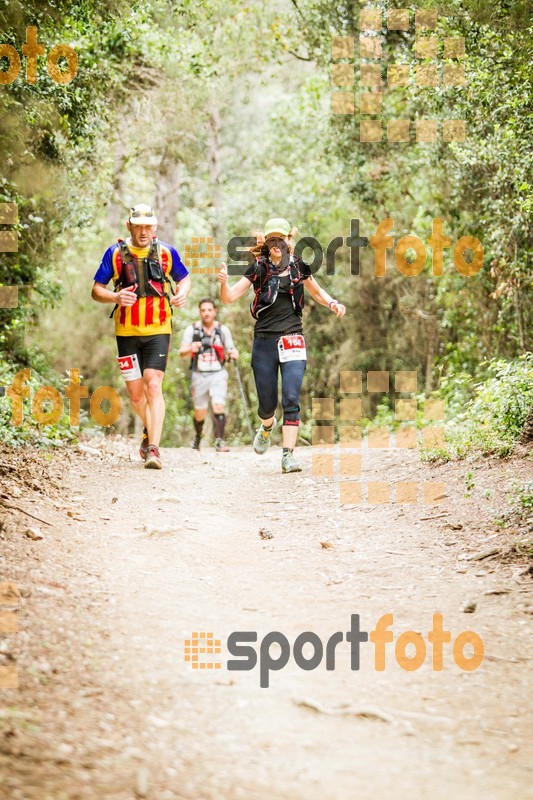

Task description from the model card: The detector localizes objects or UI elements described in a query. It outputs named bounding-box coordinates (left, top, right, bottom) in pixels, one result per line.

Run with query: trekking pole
left=232, top=360, right=255, bottom=441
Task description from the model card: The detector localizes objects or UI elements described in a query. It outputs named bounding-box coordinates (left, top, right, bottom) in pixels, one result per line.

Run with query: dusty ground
left=0, top=438, right=532, bottom=800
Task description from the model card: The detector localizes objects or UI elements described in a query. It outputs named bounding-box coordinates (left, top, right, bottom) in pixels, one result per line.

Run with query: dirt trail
left=0, top=441, right=532, bottom=800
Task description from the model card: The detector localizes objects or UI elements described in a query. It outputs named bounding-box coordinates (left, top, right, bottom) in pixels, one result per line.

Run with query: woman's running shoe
left=253, top=417, right=277, bottom=455
left=281, top=450, right=302, bottom=473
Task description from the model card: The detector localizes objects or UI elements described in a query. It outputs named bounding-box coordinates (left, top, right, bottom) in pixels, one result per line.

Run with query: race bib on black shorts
left=117, top=353, right=142, bottom=381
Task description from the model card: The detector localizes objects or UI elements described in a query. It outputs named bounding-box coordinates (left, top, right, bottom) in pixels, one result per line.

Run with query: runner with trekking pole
left=179, top=297, right=238, bottom=452
left=218, top=217, right=346, bottom=474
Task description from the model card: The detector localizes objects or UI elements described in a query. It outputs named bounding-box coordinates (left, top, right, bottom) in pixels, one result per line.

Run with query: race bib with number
left=117, top=353, right=142, bottom=382
left=197, top=351, right=223, bottom=372
left=278, top=334, right=307, bottom=363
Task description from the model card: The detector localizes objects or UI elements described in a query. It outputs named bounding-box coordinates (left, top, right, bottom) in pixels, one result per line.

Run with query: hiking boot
left=191, top=434, right=202, bottom=451
left=139, top=427, right=149, bottom=461
left=253, top=417, right=277, bottom=455
left=214, top=438, right=230, bottom=452
left=144, top=445, right=162, bottom=469
left=282, top=450, right=302, bottom=474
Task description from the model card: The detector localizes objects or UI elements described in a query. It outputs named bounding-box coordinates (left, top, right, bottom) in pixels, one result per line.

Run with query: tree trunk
left=207, top=100, right=223, bottom=242
left=424, top=316, right=438, bottom=393
left=107, top=139, right=128, bottom=233
left=513, top=283, right=527, bottom=353
left=206, top=99, right=223, bottom=294
left=154, top=149, right=182, bottom=243
left=519, top=404, right=533, bottom=444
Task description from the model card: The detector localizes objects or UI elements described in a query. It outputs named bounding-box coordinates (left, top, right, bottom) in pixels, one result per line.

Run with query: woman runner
left=218, top=217, right=346, bottom=473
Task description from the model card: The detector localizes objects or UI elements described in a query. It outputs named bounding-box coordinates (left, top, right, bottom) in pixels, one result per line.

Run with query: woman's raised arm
left=218, top=263, right=252, bottom=304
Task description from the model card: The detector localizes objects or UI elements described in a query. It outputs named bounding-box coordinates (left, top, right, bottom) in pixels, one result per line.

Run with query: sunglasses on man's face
left=266, top=237, right=286, bottom=247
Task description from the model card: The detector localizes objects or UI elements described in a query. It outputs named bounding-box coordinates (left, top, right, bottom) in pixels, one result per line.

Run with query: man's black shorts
left=116, top=334, right=170, bottom=375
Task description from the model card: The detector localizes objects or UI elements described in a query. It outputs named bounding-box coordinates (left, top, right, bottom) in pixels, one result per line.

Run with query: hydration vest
left=110, top=237, right=174, bottom=317
left=191, top=322, right=226, bottom=371
left=249, top=255, right=310, bottom=320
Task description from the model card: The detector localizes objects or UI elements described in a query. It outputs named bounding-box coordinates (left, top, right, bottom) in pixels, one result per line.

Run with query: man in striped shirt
left=92, top=204, right=190, bottom=469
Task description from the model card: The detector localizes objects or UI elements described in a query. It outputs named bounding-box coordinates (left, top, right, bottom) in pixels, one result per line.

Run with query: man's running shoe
left=192, top=434, right=202, bottom=451
left=214, top=438, right=230, bottom=452
left=253, top=417, right=276, bottom=455
left=144, top=445, right=163, bottom=470
left=139, top=427, right=149, bottom=461
left=281, top=450, right=302, bottom=474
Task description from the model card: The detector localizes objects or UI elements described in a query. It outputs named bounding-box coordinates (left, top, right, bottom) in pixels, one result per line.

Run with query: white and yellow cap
left=128, top=203, right=157, bottom=225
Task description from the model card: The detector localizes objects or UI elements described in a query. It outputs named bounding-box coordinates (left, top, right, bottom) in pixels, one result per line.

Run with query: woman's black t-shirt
left=244, top=268, right=304, bottom=337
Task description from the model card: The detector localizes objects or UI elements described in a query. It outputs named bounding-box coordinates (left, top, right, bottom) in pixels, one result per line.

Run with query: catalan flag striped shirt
left=94, top=240, right=188, bottom=336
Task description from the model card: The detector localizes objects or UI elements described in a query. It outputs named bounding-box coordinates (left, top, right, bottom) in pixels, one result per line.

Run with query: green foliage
left=0, top=353, right=80, bottom=446
left=465, top=355, right=533, bottom=443
left=423, top=354, right=533, bottom=459
left=513, top=481, right=533, bottom=512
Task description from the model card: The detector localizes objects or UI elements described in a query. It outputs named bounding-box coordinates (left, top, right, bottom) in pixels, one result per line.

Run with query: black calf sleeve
left=213, top=413, right=226, bottom=439
left=283, top=404, right=300, bottom=426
